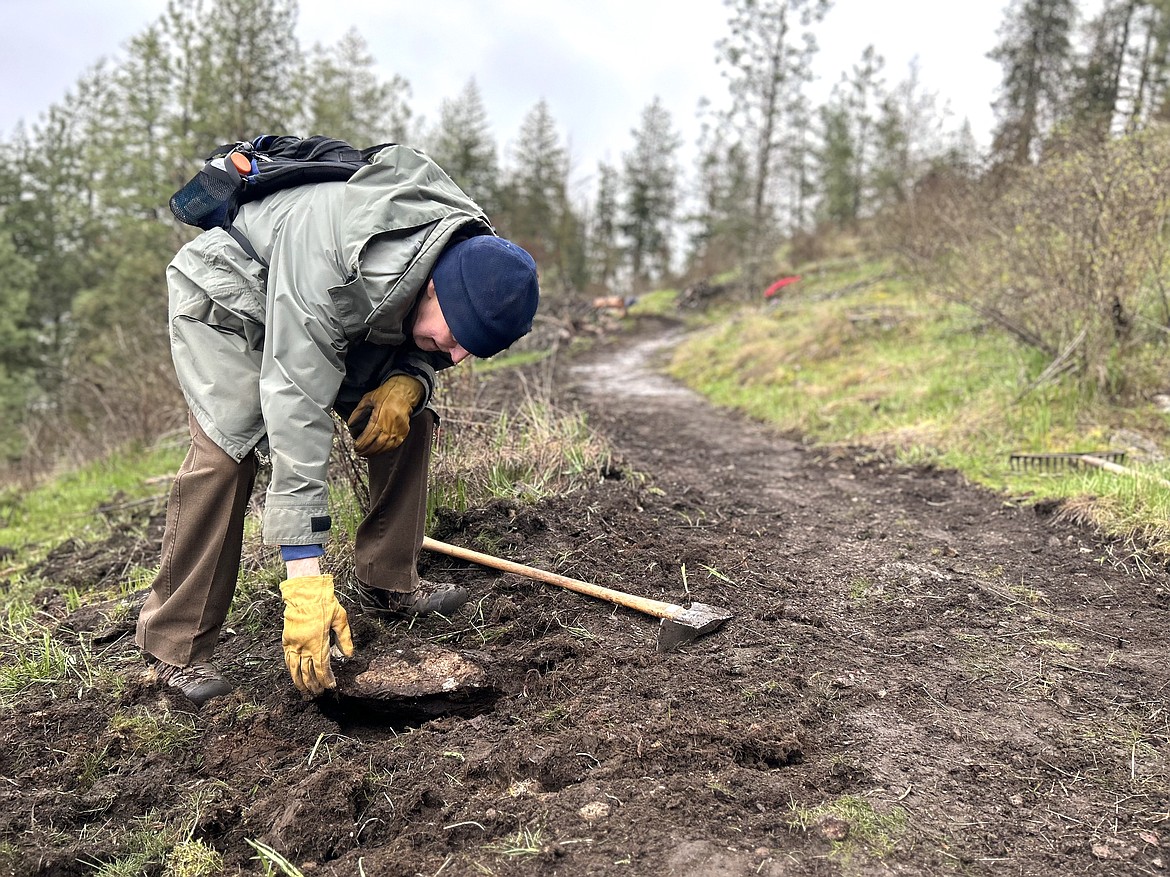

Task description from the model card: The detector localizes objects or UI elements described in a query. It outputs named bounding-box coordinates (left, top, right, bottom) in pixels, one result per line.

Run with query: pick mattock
left=422, top=537, right=733, bottom=651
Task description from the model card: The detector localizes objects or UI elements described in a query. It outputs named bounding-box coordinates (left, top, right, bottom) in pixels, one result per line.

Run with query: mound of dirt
left=2, top=320, right=1167, bottom=876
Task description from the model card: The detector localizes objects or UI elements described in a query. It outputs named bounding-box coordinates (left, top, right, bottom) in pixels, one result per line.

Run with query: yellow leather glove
left=347, top=375, right=425, bottom=457
left=279, top=574, right=354, bottom=695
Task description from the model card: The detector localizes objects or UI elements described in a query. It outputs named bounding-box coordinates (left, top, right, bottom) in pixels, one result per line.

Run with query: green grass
left=107, top=706, right=201, bottom=754
left=469, top=347, right=553, bottom=374
left=0, top=441, right=184, bottom=564
left=669, top=260, right=1170, bottom=555
left=789, top=793, right=908, bottom=857
left=85, top=809, right=224, bottom=877
left=0, top=628, right=73, bottom=706
left=628, top=287, right=680, bottom=317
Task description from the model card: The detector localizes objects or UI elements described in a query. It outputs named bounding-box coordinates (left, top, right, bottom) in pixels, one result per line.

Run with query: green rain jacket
left=166, top=145, right=492, bottom=545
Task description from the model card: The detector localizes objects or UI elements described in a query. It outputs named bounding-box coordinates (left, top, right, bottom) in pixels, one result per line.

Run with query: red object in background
left=764, top=275, right=802, bottom=299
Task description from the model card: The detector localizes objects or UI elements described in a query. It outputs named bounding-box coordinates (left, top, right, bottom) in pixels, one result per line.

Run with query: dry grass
left=326, top=366, right=612, bottom=545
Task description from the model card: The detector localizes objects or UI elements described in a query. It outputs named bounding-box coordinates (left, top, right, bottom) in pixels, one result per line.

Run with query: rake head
left=1009, top=450, right=1127, bottom=472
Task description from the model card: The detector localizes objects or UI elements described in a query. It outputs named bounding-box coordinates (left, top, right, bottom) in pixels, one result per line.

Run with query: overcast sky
left=1, top=0, right=1008, bottom=186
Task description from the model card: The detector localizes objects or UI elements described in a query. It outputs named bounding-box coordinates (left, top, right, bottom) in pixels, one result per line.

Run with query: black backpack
left=169, top=134, right=388, bottom=233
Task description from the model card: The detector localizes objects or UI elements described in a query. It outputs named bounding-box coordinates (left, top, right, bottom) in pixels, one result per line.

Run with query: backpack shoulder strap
left=226, top=225, right=265, bottom=267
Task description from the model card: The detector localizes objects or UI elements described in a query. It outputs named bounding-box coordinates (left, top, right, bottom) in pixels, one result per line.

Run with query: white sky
left=0, top=0, right=1008, bottom=190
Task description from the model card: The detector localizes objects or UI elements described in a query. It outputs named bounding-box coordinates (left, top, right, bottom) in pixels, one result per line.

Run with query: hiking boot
left=146, top=658, right=233, bottom=707
left=356, top=580, right=470, bottom=619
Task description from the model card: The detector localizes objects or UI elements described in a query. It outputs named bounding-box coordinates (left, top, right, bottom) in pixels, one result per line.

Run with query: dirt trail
left=568, top=328, right=804, bottom=515
left=3, top=322, right=1169, bottom=876
left=563, top=326, right=1170, bottom=874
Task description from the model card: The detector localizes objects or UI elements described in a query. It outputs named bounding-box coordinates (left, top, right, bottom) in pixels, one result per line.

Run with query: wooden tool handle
left=422, top=536, right=682, bottom=620
left=1079, top=455, right=1170, bottom=488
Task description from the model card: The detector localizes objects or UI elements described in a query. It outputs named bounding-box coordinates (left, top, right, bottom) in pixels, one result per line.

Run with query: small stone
left=817, top=816, right=850, bottom=842
left=508, top=779, right=541, bottom=798
left=578, top=801, right=610, bottom=821
left=1092, top=841, right=1136, bottom=861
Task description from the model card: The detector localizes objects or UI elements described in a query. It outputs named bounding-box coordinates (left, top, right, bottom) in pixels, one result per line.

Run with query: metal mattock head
left=656, top=602, right=734, bottom=652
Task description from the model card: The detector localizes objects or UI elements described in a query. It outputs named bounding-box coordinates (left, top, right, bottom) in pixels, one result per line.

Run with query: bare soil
left=3, top=319, right=1169, bottom=876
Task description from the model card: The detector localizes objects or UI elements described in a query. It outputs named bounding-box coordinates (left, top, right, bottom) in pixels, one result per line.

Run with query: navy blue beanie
left=432, top=236, right=540, bottom=358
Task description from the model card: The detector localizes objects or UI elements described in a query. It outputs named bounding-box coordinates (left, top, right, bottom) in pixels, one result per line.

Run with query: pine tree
left=427, top=78, right=500, bottom=214
left=781, top=95, right=816, bottom=232
left=0, top=232, right=37, bottom=462
left=871, top=58, right=960, bottom=209
left=619, top=98, right=682, bottom=286
left=1143, top=0, right=1170, bottom=122
left=106, top=26, right=178, bottom=222
left=182, top=0, right=302, bottom=148
left=869, top=95, right=912, bottom=210
left=816, top=95, right=857, bottom=227
left=158, top=0, right=212, bottom=172
left=988, top=0, right=1077, bottom=164
left=498, top=100, right=570, bottom=288
left=810, top=46, right=887, bottom=228
left=7, top=92, right=106, bottom=389
left=687, top=114, right=754, bottom=276
left=844, top=45, right=885, bottom=220
left=869, top=94, right=912, bottom=210
left=1065, top=2, right=1131, bottom=140
left=716, top=0, right=830, bottom=286
left=0, top=152, right=38, bottom=460
left=301, top=28, right=412, bottom=148
left=1075, top=0, right=1170, bottom=130
left=589, top=162, right=623, bottom=292
left=70, top=46, right=176, bottom=371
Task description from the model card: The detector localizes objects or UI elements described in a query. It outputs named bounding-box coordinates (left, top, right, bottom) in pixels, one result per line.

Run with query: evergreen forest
left=1, top=0, right=1168, bottom=482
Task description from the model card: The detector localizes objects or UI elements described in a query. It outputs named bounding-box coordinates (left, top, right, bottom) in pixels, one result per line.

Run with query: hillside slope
left=2, top=322, right=1167, bottom=876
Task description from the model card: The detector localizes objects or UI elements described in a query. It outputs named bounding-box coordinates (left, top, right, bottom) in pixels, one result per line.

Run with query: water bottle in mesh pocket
left=169, top=156, right=246, bottom=231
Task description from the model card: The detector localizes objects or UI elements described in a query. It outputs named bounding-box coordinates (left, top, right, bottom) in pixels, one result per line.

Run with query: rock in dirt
left=578, top=801, right=610, bottom=821
left=349, top=644, right=486, bottom=698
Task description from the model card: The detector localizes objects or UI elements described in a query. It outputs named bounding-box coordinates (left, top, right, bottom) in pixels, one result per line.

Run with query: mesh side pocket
left=169, top=162, right=242, bottom=230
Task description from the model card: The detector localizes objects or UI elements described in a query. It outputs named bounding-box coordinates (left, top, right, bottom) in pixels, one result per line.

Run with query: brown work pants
left=135, top=411, right=433, bottom=666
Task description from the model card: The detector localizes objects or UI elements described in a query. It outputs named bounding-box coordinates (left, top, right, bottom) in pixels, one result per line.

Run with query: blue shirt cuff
left=281, top=544, right=325, bottom=562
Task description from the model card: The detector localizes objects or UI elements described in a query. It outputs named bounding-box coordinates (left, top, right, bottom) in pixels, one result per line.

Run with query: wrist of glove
left=280, top=574, right=354, bottom=695
left=347, top=374, right=425, bottom=457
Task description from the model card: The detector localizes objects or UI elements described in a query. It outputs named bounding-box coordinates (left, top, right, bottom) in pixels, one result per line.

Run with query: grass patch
left=0, top=441, right=184, bottom=565
left=86, top=810, right=224, bottom=877
left=321, top=368, right=613, bottom=567
left=669, top=260, right=1170, bottom=556
left=0, top=627, right=74, bottom=706
left=628, top=287, right=679, bottom=317
left=107, top=706, right=200, bottom=755
left=0, top=608, right=126, bottom=707
left=1079, top=710, right=1169, bottom=790
left=790, top=794, right=907, bottom=857
left=164, top=840, right=225, bottom=877
left=470, top=347, right=554, bottom=374
left=1033, top=638, right=1080, bottom=653
left=428, top=397, right=610, bottom=519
